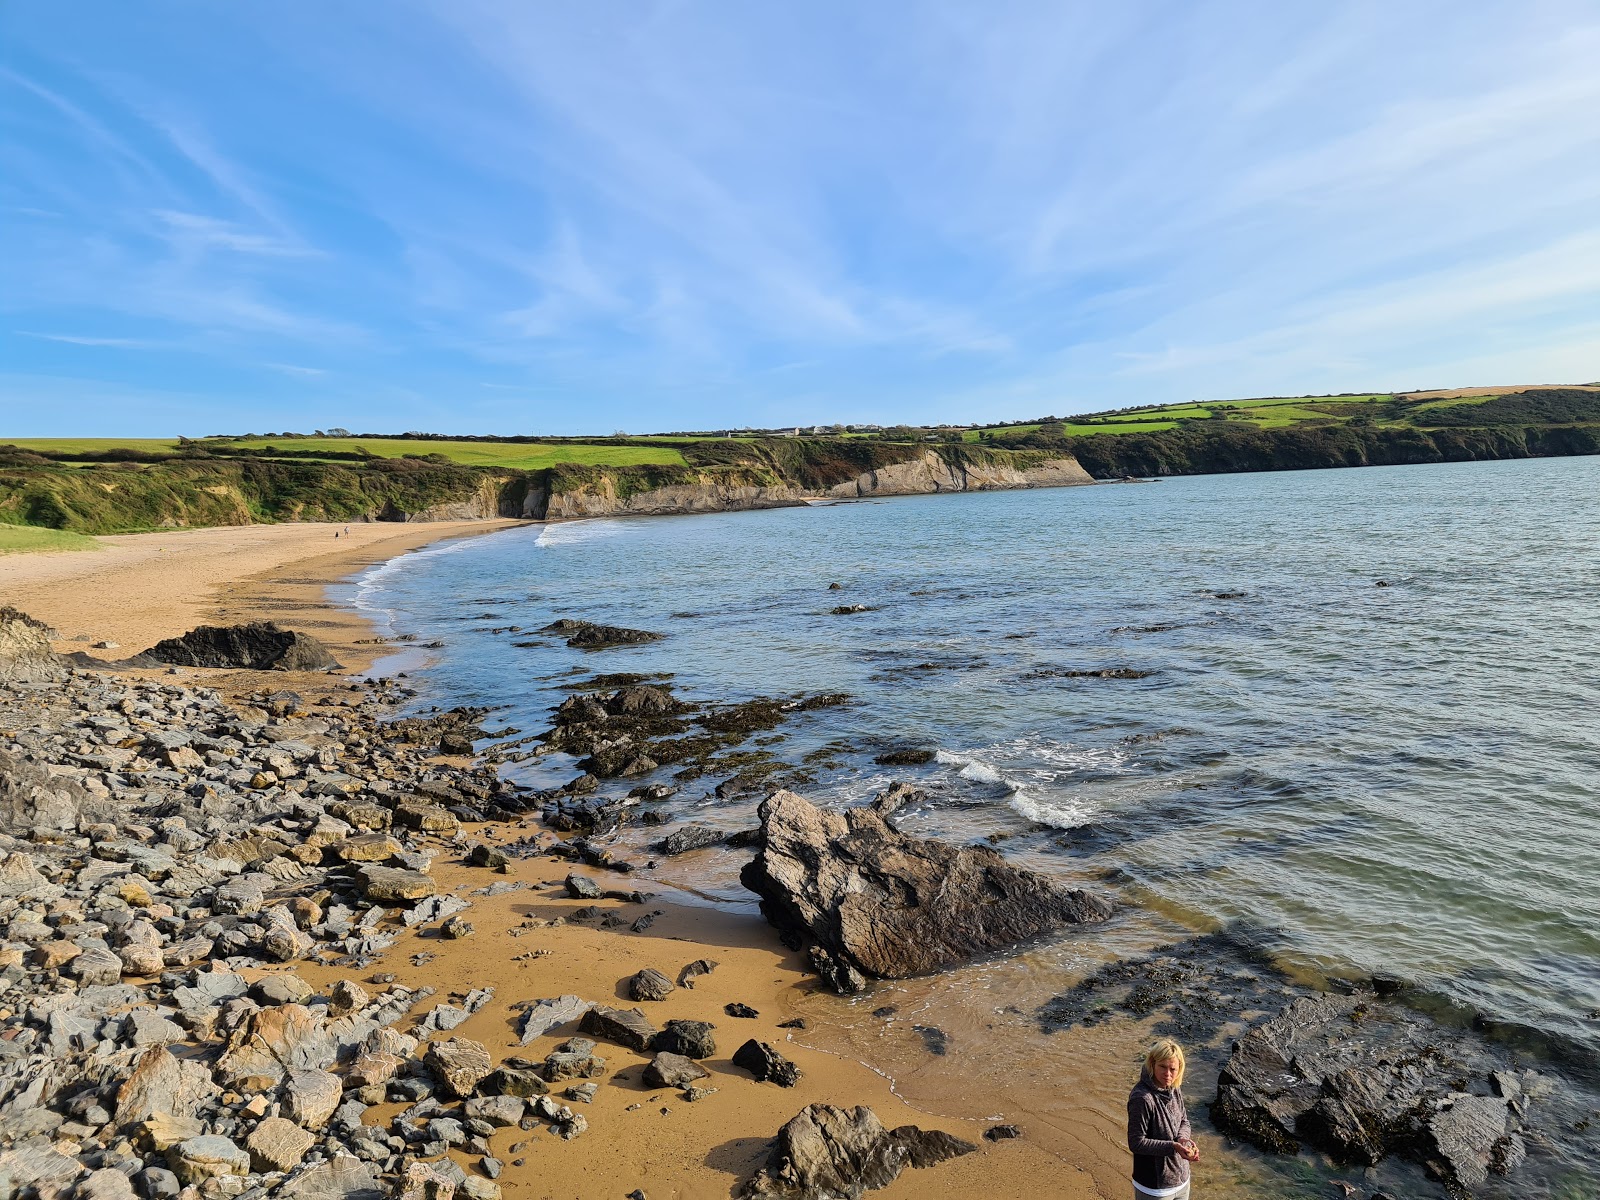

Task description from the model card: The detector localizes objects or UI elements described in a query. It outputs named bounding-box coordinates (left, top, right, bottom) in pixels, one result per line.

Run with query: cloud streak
left=2, top=0, right=1597, bottom=435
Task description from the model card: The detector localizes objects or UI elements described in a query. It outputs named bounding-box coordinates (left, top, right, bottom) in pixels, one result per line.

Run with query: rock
left=1211, top=994, right=1354, bottom=1155
left=643, top=1052, right=709, bottom=1089
left=246, top=1115, right=314, bottom=1172
left=468, top=843, right=509, bottom=870
left=1, top=752, right=101, bottom=834
left=359, top=864, right=437, bottom=903
left=135, top=1168, right=181, bottom=1200
left=78, top=1168, right=138, bottom=1200
left=439, top=731, right=475, bottom=756
left=565, top=873, right=602, bottom=900
left=335, top=833, right=403, bottom=862
left=464, top=1095, right=526, bottom=1127
left=396, top=801, right=460, bottom=833
left=291, top=1155, right=384, bottom=1200
left=212, top=876, right=265, bottom=915
left=329, top=978, right=369, bottom=1015
left=868, top=781, right=926, bottom=816
left=628, top=968, right=675, bottom=1002
left=547, top=620, right=664, bottom=649
left=167, top=1135, right=250, bottom=1185
left=740, top=1104, right=976, bottom=1198
left=653, top=1019, right=716, bottom=1059
left=653, top=824, right=727, bottom=856
left=442, top=915, right=475, bottom=939
left=579, top=1005, right=658, bottom=1053
left=215, top=1002, right=336, bottom=1088
left=0, top=606, right=63, bottom=684
left=741, top=790, right=1113, bottom=992
left=484, top=1060, right=549, bottom=1098
left=1422, top=1092, right=1511, bottom=1191
left=984, top=1124, right=1022, bottom=1141
left=725, top=1003, right=760, bottom=1018
left=65, top=944, right=123, bottom=985
left=677, top=959, right=718, bottom=989
left=517, top=994, right=592, bottom=1044
left=285, top=1068, right=342, bottom=1128
left=252, top=973, right=314, bottom=1006
left=138, top=621, right=339, bottom=671
left=427, top=1038, right=494, bottom=1098
left=733, top=1040, right=802, bottom=1086
left=117, top=1045, right=220, bottom=1125
left=566, top=1081, right=600, bottom=1104
left=542, top=1037, right=607, bottom=1081
left=0, top=849, right=62, bottom=898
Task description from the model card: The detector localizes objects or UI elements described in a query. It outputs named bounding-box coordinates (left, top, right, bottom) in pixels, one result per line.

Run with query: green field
left=3, top=437, right=687, bottom=470
left=0, top=522, right=101, bottom=554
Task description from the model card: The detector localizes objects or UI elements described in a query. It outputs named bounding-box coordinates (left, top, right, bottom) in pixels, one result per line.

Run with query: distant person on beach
left=1128, top=1037, right=1199, bottom=1199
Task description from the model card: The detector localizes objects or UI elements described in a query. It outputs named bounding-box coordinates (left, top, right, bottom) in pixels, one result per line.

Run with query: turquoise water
left=356, top=455, right=1600, bottom=1078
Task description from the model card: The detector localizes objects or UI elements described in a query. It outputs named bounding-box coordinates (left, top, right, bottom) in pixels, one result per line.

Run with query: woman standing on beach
left=1127, top=1038, right=1200, bottom=1199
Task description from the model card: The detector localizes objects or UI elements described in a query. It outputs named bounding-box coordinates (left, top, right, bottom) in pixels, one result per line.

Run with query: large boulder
left=0, top=607, right=63, bottom=684
left=741, top=790, right=1113, bottom=992
left=137, top=622, right=339, bottom=671
left=741, top=1104, right=975, bottom=1198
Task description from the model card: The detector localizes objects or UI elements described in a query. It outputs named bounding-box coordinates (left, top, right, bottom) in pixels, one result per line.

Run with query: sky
left=3, top=1, right=1599, bottom=437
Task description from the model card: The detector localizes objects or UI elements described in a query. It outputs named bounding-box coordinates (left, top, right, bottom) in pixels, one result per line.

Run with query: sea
left=343, top=454, right=1600, bottom=1198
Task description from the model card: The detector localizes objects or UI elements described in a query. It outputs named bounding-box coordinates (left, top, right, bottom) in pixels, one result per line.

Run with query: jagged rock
left=0, top=606, right=63, bottom=684
left=426, top=1038, right=494, bottom=1098
left=643, top=1052, right=709, bottom=1089
left=742, top=790, right=1113, bottom=991
left=0, top=752, right=100, bottom=835
left=78, top=1168, right=138, bottom=1200
left=733, top=1040, right=802, bottom=1087
left=740, top=1104, right=976, bottom=1198
left=1212, top=994, right=1356, bottom=1154
left=628, top=968, right=675, bottom=1002
left=652, top=1019, right=716, bottom=1059
left=138, top=622, right=339, bottom=671
left=517, top=994, right=592, bottom=1044
left=1422, top=1092, right=1512, bottom=1191
left=547, top=620, right=664, bottom=649
left=246, top=1115, right=314, bottom=1172
left=579, top=1005, right=658, bottom=1052
left=116, top=1045, right=220, bottom=1125
left=215, top=1003, right=336, bottom=1088
left=653, top=824, right=727, bottom=856
left=167, top=1135, right=250, bottom=1185
left=868, top=782, right=925, bottom=817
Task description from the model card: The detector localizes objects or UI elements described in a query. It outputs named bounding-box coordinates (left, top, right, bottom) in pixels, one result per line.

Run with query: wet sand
left=2, top=518, right=1125, bottom=1198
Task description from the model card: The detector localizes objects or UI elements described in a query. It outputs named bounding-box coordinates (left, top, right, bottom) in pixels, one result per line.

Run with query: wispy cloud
left=14, top=331, right=162, bottom=348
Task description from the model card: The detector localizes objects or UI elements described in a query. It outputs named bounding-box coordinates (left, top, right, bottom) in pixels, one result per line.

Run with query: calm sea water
left=351, top=455, right=1600, bottom=1193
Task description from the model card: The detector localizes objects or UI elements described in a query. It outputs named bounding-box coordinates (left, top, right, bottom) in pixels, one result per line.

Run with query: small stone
left=724, top=1002, right=759, bottom=1019
left=441, top=916, right=475, bottom=939
left=984, top=1124, right=1023, bottom=1141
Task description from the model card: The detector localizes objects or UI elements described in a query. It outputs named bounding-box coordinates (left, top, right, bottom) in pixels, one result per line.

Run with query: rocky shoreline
left=2, top=569, right=1596, bottom=1200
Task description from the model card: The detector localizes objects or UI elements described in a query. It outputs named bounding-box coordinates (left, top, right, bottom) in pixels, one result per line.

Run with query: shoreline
left=0, top=519, right=1111, bottom=1198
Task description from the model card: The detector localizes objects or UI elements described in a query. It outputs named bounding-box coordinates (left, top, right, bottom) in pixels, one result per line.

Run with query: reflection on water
left=355, top=455, right=1600, bottom=1197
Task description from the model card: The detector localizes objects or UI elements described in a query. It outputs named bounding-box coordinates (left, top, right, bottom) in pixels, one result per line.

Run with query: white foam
left=534, top=519, right=626, bottom=548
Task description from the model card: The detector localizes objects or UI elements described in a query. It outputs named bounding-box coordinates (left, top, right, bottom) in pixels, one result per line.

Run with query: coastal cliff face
left=523, top=450, right=1094, bottom=520
left=826, top=450, right=1092, bottom=498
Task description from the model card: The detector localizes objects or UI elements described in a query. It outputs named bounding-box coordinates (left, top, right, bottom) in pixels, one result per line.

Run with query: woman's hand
left=1177, top=1137, right=1201, bottom=1162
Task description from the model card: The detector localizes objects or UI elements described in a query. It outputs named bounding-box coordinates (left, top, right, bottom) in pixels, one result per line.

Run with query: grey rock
left=167, top=1134, right=250, bottom=1185
left=517, top=994, right=591, bottom=1044
left=564, top=874, right=602, bottom=900
left=653, top=1019, right=716, bottom=1059
left=643, top=1052, right=709, bottom=1089
left=741, top=790, right=1112, bottom=992
left=246, top=1115, right=315, bottom=1172
left=733, top=1040, right=802, bottom=1087
left=426, top=1037, right=493, bottom=1098
left=740, top=1104, right=976, bottom=1198
left=579, top=1004, right=658, bottom=1053
left=627, top=968, right=675, bottom=1002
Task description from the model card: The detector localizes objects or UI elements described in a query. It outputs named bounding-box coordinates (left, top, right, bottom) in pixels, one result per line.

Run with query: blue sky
left=3, top=2, right=1599, bottom=437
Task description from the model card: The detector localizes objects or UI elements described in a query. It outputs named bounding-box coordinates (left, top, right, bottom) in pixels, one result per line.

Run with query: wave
left=534, top=519, right=627, bottom=548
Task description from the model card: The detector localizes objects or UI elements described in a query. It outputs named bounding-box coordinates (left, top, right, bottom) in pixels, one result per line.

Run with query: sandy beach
left=0, top=520, right=1114, bottom=1199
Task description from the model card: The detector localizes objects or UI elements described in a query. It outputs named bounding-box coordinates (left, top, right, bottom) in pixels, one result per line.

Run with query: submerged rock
left=740, top=1104, right=975, bottom=1198
left=741, top=789, right=1113, bottom=991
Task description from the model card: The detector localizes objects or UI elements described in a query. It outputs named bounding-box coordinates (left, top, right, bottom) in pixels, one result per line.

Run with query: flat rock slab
left=741, top=789, right=1113, bottom=992
left=359, top=865, right=436, bottom=903
left=518, top=994, right=593, bottom=1044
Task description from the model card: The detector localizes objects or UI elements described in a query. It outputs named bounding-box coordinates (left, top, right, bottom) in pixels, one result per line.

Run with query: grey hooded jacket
left=1127, top=1069, right=1192, bottom=1192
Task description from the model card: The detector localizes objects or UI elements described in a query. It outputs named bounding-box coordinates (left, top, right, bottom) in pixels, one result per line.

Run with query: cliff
left=0, top=442, right=1094, bottom=535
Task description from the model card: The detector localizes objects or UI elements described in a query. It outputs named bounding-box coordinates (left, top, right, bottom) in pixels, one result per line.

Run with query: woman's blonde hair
left=1144, top=1038, right=1186, bottom=1087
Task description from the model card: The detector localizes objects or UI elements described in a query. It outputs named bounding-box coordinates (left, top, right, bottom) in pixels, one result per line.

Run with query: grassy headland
left=4, top=383, right=1598, bottom=534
